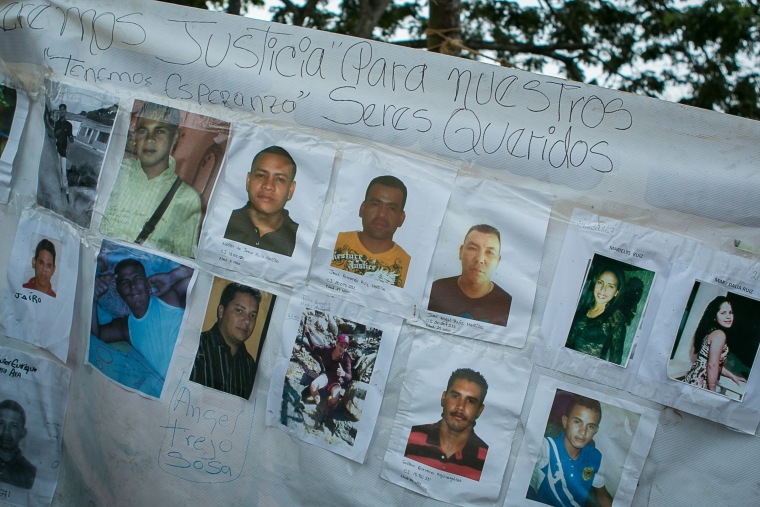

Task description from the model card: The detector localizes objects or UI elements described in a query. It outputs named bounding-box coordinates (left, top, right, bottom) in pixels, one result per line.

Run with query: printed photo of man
left=36, top=84, right=119, bottom=227
left=0, top=399, right=36, bottom=490
left=53, top=104, right=73, bottom=199
left=22, top=238, right=57, bottom=298
left=91, top=257, right=192, bottom=382
left=428, top=224, right=512, bottom=326
left=190, top=282, right=262, bottom=399
left=224, top=146, right=299, bottom=256
left=404, top=368, right=489, bottom=481
left=331, top=175, right=410, bottom=288
left=0, top=84, right=18, bottom=160
left=528, top=394, right=613, bottom=507
left=100, top=102, right=201, bottom=257
left=301, top=329, right=352, bottom=411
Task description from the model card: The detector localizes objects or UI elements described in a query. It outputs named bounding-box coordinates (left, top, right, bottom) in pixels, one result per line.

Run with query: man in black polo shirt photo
left=224, top=145, right=299, bottom=257
left=190, top=282, right=262, bottom=399
left=403, top=368, right=489, bottom=481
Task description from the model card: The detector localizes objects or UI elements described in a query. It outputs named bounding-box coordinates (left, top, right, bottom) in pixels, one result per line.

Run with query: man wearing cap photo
left=100, top=102, right=201, bottom=258
left=302, top=328, right=352, bottom=410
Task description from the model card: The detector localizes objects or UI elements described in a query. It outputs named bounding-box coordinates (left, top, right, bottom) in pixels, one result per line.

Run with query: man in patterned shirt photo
left=331, top=175, right=411, bottom=288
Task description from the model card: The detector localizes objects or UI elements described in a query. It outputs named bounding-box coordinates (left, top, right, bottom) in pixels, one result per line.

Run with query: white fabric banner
left=0, top=1, right=760, bottom=506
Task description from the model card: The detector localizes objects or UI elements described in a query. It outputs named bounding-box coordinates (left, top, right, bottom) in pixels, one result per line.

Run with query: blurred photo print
left=37, top=81, right=119, bottom=227
left=667, top=280, right=760, bottom=401
left=565, top=254, right=655, bottom=367
left=100, top=100, right=230, bottom=258
left=506, top=377, right=659, bottom=507
left=266, top=291, right=401, bottom=462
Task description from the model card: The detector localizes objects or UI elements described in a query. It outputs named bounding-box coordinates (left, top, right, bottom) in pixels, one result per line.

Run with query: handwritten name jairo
left=14, top=291, right=42, bottom=303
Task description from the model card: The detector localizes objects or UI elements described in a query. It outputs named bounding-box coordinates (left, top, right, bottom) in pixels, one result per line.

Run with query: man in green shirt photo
left=100, top=102, right=201, bottom=258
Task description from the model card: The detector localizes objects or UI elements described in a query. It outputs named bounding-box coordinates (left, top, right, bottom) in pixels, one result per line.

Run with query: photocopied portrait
left=197, top=124, right=335, bottom=286
left=381, top=330, right=531, bottom=506
left=637, top=251, right=760, bottom=433
left=224, top=146, right=299, bottom=257
left=87, top=240, right=195, bottom=398
left=0, top=399, right=36, bottom=490
left=403, top=368, right=490, bottom=482
left=265, top=290, right=402, bottom=463
left=100, top=100, right=231, bottom=258
left=1, top=211, right=79, bottom=363
left=311, top=146, right=456, bottom=317
left=565, top=253, right=655, bottom=367
left=537, top=209, right=672, bottom=389
left=505, top=377, right=659, bottom=507
left=0, top=347, right=71, bottom=507
left=36, top=81, right=119, bottom=228
left=667, top=280, right=760, bottom=402
left=190, top=277, right=276, bottom=400
left=422, top=177, right=552, bottom=347
left=330, top=175, right=412, bottom=288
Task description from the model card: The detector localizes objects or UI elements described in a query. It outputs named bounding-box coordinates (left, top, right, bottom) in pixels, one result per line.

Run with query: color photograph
left=189, top=276, right=276, bottom=400
left=422, top=177, right=552, bottom=347
left=526, top=389, right=640, bottom=507
left=279, top=308, right=382, bottom=451
left=266, top=291, right=401, bottom=463
left=564, top=253, right=655, bottom=367
left=37, top=82, right=118, bottom=227
left=667, top=280, right=760, bottom=401
left=506, top=378, right=659, bottom=507
left=380, top=331, right=531, bottom=506
left=87, top=240, right=194, bottom=398
left=100, top=100, right=230, bottom=258
left=197, top=124, right=335, bottom=286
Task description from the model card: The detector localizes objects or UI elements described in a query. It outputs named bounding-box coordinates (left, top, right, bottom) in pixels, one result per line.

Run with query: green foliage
left=161, top=0, right=760, bottom=119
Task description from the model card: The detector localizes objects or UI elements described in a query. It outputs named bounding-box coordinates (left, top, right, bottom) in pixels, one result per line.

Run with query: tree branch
left=393, top=38, right=591, bottom=54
